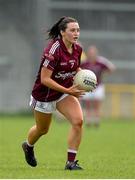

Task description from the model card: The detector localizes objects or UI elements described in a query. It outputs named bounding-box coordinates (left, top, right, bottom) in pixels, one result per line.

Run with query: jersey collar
left=59, top=38, right=77, bottom=53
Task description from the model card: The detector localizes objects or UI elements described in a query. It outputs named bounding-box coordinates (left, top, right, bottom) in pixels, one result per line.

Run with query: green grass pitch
left=0, top=115, right=135, bottom=179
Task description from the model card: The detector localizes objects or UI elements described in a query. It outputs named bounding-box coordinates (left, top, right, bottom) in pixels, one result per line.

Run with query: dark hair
left=47, top=16, right=78, bottom=39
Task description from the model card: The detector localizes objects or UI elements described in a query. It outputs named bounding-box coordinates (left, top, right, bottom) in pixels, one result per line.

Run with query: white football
left=74, top=69, right=97, bottom=92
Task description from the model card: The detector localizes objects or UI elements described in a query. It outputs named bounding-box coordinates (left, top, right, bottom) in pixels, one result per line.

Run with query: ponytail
left=47, top=16, right=78, bottom=40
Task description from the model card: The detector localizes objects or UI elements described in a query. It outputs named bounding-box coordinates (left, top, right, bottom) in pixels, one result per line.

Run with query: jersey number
left=70, top=62, right=74, bottom=68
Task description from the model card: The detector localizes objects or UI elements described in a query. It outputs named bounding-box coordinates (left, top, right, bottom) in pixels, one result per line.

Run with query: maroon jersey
left=32, top=38, right=82, bottom=102
left=80, top=56, right=113, bottom=85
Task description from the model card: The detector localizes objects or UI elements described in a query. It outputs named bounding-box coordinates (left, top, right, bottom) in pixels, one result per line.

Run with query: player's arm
left=76, top=67, right=82, bottom=72
left=100, top=56, right=116, bottom=73
left=41, top=67, right=68, bottom=93
left=41, top=67, right=84, bottom=97
left=108, top=62, right=116, bottom=72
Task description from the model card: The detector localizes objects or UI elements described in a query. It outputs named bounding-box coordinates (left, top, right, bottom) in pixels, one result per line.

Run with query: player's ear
left=60, top=30, right=65, bottom=37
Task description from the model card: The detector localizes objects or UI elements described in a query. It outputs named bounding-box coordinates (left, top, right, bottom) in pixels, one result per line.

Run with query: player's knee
left=37, top=127, right=49, bottom=136
left=72, top=117, right=83, bottom=128
left=41, top=129, right=49, bottom=135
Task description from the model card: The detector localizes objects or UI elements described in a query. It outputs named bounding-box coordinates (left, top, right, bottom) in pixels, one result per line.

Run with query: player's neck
left=62, top=39, right=73, bottom=54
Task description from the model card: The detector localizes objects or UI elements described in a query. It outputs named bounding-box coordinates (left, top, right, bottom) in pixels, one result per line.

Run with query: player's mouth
left=73, top=37, right=79, bottom=41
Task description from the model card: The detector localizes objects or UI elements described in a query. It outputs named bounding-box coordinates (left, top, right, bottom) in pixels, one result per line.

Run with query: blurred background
left=0, top=0, right=135, bottom=118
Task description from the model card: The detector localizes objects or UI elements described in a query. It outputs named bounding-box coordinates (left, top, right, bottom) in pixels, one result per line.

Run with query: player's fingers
left=72, top=84, right=85, bottom=91
left=72, top=84, right=80, bottom=88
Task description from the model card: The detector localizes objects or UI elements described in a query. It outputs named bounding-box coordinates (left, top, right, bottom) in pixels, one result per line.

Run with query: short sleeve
left=98, top=56, right=114, bottom=71
left=42, top=40, right=60, bottom=70
left=42, top=53, right=57, bottom=71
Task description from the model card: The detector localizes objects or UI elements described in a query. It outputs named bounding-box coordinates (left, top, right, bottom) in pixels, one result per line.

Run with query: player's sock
left=85, top=116, right=93, bottom=127
left=93, top=117, right=100, bottom=127
left=26, top=140, right=34, bottom=147
left=67, top=149, right=77, bottom=162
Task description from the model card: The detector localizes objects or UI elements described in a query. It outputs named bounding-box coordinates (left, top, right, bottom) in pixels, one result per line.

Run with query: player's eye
left=70, top=29, right=75, bottom=32
left=70, top=28, right=80, bottom=33
left=77, top=28, right=80, bottom=32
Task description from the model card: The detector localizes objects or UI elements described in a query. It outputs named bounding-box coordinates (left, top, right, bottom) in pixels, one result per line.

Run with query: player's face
left=87, top=46, right=98, bottom=61
left=61, top=22, right=80, bottom=44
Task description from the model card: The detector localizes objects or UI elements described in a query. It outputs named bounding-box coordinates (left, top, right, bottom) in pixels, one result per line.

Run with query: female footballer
left=80, top=45, right=115, bottom=127
left=22, top=16, right=85, bottom=170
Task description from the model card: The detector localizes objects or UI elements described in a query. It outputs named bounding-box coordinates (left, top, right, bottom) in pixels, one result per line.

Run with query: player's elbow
left=41, top=77, right=50, bottom=86
left=109, top=65, right=116, bottom=73
left=111, top=64, right=116, bottom=72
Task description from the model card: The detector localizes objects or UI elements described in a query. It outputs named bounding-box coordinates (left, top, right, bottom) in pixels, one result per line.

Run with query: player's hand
left=67, top=85, right=85, bottom=98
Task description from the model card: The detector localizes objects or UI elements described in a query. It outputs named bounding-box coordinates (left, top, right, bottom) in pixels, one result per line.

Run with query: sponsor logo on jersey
left=69, top=59, right=75, bottom=63
left=55, top=71, right=76, bottom=80
left=60, top=62, right=67, bottom=66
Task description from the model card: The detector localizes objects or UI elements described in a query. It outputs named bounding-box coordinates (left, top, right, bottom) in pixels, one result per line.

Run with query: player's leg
left=22, top=110, right=52, bottom=167
left=84, top=99, right=92, bottom=126
left=80, top=92, right=93, bottom=126
left=92, top=84, right=105, bottom=127
left=28, top=110, right=52, bottom=145
left=93, top=99, right=102, bottom=127
left=56, top=95, right=83, bottom=170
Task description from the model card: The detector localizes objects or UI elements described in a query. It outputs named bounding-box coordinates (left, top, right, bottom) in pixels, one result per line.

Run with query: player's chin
left=72, top=38, right=78, bottom=43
